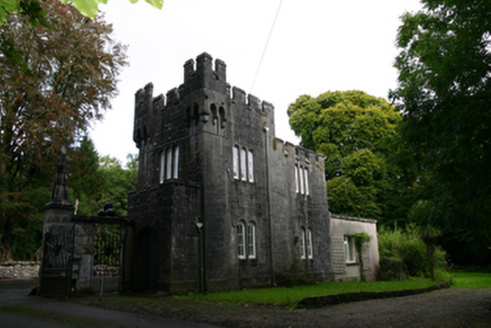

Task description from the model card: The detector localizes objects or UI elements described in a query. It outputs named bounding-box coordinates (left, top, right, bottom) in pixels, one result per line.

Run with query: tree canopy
left=0, top=0, right=127, bottom=260
left=391, top=0, right=491, bottom=264
left=70, top=137, right=138, bottom=218
left=288, top=91, right=410, bottom=222
left=0, top=0, right=163, bottom=26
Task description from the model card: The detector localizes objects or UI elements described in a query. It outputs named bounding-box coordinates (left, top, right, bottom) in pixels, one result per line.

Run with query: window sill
left=160, top=178, right=186, bottom=185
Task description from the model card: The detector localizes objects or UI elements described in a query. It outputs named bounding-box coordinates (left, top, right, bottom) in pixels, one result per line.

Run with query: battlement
left=133, top=83, right=156, bottom=148
left=184, top=52, right=226, bottom=84
left=231, top=87, right=274, bottom=117
left=273, top=138, right=325, bottom=166
left=163, top=54, right=274, bottom=120
left=133, top=54, right=277, bottom=149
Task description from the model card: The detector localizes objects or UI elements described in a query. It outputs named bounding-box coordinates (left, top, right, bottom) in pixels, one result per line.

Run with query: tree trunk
left=425, top=240, right=437, bottom=281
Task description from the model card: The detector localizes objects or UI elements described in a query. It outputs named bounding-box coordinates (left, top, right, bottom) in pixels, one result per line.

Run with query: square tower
left=128, top=53, right=333, bottom=292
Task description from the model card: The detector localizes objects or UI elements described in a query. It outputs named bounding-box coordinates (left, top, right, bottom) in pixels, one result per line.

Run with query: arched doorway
left=136, top=226, right=160, bottom=291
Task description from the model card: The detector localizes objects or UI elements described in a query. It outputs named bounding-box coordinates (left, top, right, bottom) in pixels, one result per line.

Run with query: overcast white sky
left=91, top=0, right=423, bottom=163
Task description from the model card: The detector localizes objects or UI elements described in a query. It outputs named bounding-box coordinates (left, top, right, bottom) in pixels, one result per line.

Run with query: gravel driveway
left=91, top=288, right=491, bottom=327
left=1, top=280, right=490, bottom=327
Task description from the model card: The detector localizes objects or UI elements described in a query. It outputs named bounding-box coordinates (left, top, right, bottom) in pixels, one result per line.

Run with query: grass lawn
left=175, top=278, right=439, bottom=307
left=80, top=270, right=491, bottom=312
left=451, top=271, right=491, bottom=289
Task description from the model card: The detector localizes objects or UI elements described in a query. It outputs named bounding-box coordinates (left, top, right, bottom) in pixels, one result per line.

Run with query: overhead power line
left=249, top=0, right=283, bottom=95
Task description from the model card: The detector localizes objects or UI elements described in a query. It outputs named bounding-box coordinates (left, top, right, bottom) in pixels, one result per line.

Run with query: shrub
left=377, top=257, right=408, bottom=281
left=378, top=227, right=448, bottom=279
left=433, top=269, right=452, bottom=284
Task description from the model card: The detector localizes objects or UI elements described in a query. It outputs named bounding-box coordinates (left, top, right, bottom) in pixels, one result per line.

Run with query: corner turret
left=180, top=52, right=228, bottom=96
left=133, top=83, right=159, bottom=148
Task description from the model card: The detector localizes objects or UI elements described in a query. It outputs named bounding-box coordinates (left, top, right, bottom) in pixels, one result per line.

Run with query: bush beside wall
left=378, top=227, right=448, bottom=279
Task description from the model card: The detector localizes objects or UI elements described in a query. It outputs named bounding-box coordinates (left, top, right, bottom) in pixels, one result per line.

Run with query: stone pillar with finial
left=39, top=146, right=76, bottom=296
left=43, top=145, right=74, bottom=231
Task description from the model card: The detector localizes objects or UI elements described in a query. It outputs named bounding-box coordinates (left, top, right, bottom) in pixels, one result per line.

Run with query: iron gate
left=93, top=224, right=121, bottom=278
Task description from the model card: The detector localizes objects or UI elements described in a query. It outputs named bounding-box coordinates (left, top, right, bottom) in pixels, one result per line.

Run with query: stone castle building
left=128, top=53, right=378, bottom=292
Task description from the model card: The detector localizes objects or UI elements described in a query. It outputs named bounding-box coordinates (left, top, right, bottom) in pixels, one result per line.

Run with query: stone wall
left=0, top=261, right=40, bottom=279
left=129, top=53, right=335, bottom=292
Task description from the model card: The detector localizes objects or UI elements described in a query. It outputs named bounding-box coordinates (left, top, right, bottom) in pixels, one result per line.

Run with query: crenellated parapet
left=180, top=52, right=227, bottom=95
left=179, top=54, right=274, bottom=123
left=273, top=137, right=325, bottom=168
left=134, top=83, right=157, bottom=148
left=230, top=86, right=274, bottom=119
left=133, top=53, right=277, bottom=150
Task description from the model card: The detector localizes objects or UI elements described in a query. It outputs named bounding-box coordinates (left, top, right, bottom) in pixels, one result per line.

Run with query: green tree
left=97, top=155, right=138, bottom=217
left=391, top=0, right=491, bottom=264
left=0, top=0, right=163, bottom=26
left=288, top=90, right=409, bottom=223
left=69, top=137, right=138, bottom=217
left=0, top=0, right=127, bottom=260
left=408, top=200, right=442, bottom=281
left=69, top=136, right=104, bottom=215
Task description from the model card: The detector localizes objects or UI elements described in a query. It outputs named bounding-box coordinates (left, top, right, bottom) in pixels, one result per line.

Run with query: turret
left=133, top=83, right=158, bottom=148
left=180, top=52, right=228, bottom=96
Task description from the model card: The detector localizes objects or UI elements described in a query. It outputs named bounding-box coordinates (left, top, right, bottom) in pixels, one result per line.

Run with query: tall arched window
left=219, top=106, right=226, bottom=129
left=160, top=150, right=165, bottom=183
left=300, top=228, right=306, bottom=259
left=306, top=229, right=313, bottom=259
left=165, top=148, right=172, bottom=180
left=211, top=104, right=219, bottom=134
left=233, top=146, right=239, bottom=179
left=299, top=165, right=304, bottom=194
left=247, top=222, right=256, bottom=259
left=160, top=145, right=180, bottom=182
left=295, top=165, right=299, bottom=193
left=237, top=222, right=246, bottom=259
left=295, top=164, right=310, bottom=195
left=304, top=167, right=309, bottom=196
left=173, top=146, right=179, bottom=179
left=247, top=150, right=254, bottom=182
left=233, top=145, right=254, bottom=184
left=240, top=147, right=247, bottom=181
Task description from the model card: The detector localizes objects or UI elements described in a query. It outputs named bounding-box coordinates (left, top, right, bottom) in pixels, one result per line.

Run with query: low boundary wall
left=0, top=261, right=40, bottom=279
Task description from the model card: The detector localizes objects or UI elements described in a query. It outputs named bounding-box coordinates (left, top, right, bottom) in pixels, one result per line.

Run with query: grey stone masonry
left=129, top=53, right=334, bottom=292
left=0, top=261, right=40, bottom=279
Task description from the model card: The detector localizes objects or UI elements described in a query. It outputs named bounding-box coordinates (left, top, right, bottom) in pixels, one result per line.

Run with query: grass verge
left=175, top=278, right=439, bottom=307
left=451, top=271, right=491, bottom=289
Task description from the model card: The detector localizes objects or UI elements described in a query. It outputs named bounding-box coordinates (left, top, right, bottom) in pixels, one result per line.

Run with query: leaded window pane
left=166, top=148, right=172, bottom=179
left=304, top=167, right=309, bottom=195
left=173, top=146, right=179, bottom=179
left=237, top=223, right=245, bottom=259
left=247, top=150, right=254, bottom=182
left=240, top=148, right=247, bottom=181
left=160, top=151, right=165, bottom=183
left=307, top=229, right=313, bottom=259
left=233, top=146, right=239, bottom=179
left=300, top=228, right=306, bottom=259
left=295, top=165, right=299, bottom=193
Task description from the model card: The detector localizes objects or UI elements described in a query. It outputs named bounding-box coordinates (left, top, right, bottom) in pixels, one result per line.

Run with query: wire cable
left=249, top=0, right=283, bottom=94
